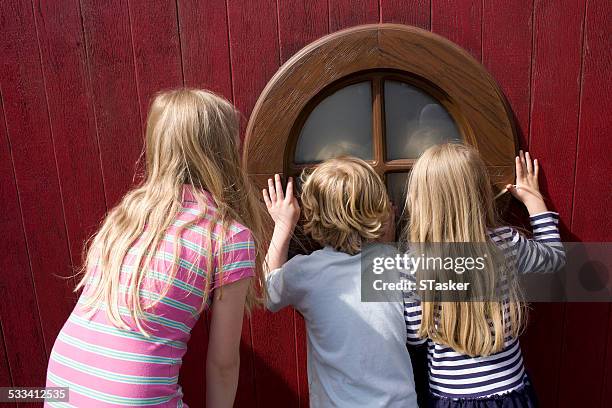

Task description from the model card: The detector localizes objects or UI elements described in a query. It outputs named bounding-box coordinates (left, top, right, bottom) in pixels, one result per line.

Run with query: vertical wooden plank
left=80, top=0, right=143, bottom=207
left=277, top=2, right=329, bottom=405
left=604, top=303, right=612, bottom=406
left=0, top=91, right=48, bottom=388
left=482, top=0, right=533, bottom=148
left=561, top=1, right=612, bottom=407
left=524, top=4, right=586, bottom=406
left=529, top=0, right=584, bottom=223
left=227, top=0, right=280, bottom=119
left=227, top=2, right=300, bottom=406
left=569, top=0, right=611, bottom=242
left=178, top=0, right=232, bottom=95
left=33, top=0, right=107, bottom=271
left=0, top=319, right=12, bottom=386
left=329, top=0, right=379, bottom=32
left=0, top=0, right=75, bottom=354
left=128, top=0, right=184, bottom=115
left=431, top=0, right=482, bottom=61
left=482, top=3, right=568, bottom=406
left=380, top=0, right=430, bottom=29
left=278, top=0, right=329, bottom=63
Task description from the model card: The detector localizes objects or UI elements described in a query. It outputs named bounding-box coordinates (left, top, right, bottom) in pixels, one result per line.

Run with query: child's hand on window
left=263, top=174, right=301, bottom=238
left=506, top=150, right=548, bottom=215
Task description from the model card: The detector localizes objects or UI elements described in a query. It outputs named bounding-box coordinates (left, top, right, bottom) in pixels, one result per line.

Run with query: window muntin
left=294, top=82, right=373, bottom=164
left=384, top=80, right=461, bottom=160
left=291, top=73, right=463, bottom=197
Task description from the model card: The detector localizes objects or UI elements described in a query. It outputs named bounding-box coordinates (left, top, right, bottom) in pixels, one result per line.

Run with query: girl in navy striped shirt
left=401, top=144, right=565, bottom=407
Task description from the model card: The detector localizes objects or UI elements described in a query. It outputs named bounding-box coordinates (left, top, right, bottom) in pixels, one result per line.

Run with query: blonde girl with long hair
left=402, top=144, right=565, bottom=407
left=45, top=89, right=266, bottom=408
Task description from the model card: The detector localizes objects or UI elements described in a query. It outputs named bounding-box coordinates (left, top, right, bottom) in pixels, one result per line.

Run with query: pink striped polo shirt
left=45, top=186, right=255, bottom=407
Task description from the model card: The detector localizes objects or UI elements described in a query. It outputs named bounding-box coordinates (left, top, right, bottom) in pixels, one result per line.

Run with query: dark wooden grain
left=80, top=0, right=143, bottom=207
left=380, top=0, right=430, bottom=29
left=0, top=0, right=76, bottom=355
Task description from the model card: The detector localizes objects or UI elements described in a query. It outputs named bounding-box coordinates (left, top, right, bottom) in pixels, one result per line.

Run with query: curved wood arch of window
left=244, top=23, right=517, bottom=192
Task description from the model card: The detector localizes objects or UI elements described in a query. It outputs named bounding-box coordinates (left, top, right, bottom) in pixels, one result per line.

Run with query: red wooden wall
left=0, top=1, right=610, bottom=407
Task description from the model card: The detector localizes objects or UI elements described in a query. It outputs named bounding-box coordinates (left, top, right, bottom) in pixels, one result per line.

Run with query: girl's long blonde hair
left=77, top=88, right=267, bottom=335
left=404, top=143, right=526, bottom=356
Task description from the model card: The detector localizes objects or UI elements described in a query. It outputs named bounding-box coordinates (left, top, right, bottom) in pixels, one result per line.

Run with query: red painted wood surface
left=380, top=0, right=430, bottom=29
left=329, top=0, right=379, bottom=31
left=129, top=0, right=184, bottom=115
left=559, top=1, right=612, bottom=407
left=0, top=319, right=11, bottom=387
left=34, top=0, right=108, bottom=279
left=0, top=86, right=48, bottom=389
left=178, top=0, right=233, bottom=95
left=0, top=0, right=76, bottom=358
left=0, top=1, right=610, bottom=407
left=431, top=0, right=482, bottom=61
left=482, top=0, right=534, bottom=149
left=80, top=0, right=143, bottom=207
left=525, top=2, right=585, bottom=405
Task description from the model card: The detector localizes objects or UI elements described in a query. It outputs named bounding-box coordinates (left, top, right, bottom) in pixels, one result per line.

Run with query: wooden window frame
left=244, top=23, right=517, bottom=191
left=286, top=70, right=471, bottom=178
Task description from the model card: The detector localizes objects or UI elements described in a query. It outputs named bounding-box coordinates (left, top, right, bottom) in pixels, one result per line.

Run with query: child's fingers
left=506, top=184, right=519, bottom=199
left=525, top=151, right=533, bottom=174
left=515, top=155, right=524, bottom=179
left=519, top=150, right=527, bottom=175
left=285, top=177, right=293, bottom=200
left=534, top=158, right=539, bottom=178
left=267, top=178, right=277, bottom=202
left=262, top=189, right=272, bottom=209
left=274, top=174, right=284, bottom=201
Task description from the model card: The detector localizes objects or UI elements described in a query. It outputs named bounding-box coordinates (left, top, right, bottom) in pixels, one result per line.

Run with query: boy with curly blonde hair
left=262, top=157, right=417, bottom=407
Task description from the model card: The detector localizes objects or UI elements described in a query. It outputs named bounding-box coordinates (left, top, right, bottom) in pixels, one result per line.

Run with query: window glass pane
left=386, top=172, right=410, bottom=215
left=384, top=80, right=461, bottom=160
left=295, top=82, right=373, bottom=164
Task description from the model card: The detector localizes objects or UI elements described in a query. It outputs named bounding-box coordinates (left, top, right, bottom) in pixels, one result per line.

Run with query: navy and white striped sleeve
left=404, top=297, right=426, bottom=346
left=511, top=211, right=566, bottom=274
left=400, top=260, right=426, bottom=345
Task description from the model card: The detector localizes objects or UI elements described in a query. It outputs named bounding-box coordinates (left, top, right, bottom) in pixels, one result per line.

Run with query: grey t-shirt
left=266, top=246, right=418, bottom=408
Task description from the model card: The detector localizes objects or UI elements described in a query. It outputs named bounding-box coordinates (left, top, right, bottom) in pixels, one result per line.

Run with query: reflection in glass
left=384, top=80, right=461, bottom=160
left=386, top=172, right=410, bottom=216
left=295, top=82, right=373, bottom=164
